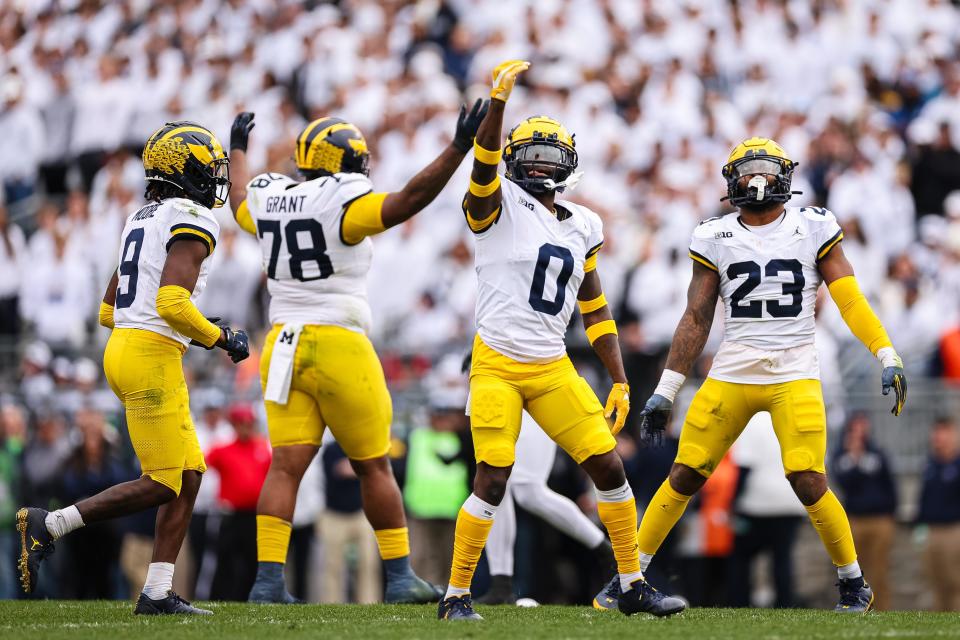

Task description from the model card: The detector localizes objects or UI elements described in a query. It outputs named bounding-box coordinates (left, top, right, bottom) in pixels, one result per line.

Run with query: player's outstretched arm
left=98, top=270, right=119, bottom=328
left=157, top=241, right=249, bottom=363
left=378, top=98, right=489, bottom=230
left=819, top=243, right=906, bottom=415
left=578, top=269, right=630, bottom=434
left=640, top=262, right=720, bottom=445
left=340, top=99, right=489, bottom=244
left=463, top=60, right=529, bottom=232
left=228, top=112, right=257, bottom=235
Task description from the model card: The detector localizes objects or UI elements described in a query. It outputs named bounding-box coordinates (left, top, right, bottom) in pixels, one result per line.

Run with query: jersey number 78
left=257, top=219, right=334, bottom=281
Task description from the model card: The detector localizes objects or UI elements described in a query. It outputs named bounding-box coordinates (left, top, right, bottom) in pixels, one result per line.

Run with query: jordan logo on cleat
left=30, top=537, right=42, bottom=550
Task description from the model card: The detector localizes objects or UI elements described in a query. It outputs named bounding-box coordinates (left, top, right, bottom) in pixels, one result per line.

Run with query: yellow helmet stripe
left=300, top=122, right=366, bottom=171
left=297, top=117, right=339, bottom=166
left=152, top=125, right=225, bottom=164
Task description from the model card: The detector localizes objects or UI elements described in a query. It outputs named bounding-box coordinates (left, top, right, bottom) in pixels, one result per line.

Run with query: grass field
left=1, top=601, right=959, bottom=640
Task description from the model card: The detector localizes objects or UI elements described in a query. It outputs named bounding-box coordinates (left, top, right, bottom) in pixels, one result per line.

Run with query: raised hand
left=453, top=99, right=490, bottom=152
left=230, top=112, right=255, bottom=152
left=490, top=60, right=530, bottom=102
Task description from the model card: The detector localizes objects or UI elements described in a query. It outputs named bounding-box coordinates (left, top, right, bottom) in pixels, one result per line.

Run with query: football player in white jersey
left=437, top=60, right=684, bottom=621
left=226, top=100, right=488, bottom=604
left=594, top=137, right=907, bottom=614
left=17, top=122, right=250, bottom=614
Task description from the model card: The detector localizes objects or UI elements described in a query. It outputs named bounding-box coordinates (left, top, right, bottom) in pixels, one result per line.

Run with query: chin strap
left=543, top=170, right=584, bottom=192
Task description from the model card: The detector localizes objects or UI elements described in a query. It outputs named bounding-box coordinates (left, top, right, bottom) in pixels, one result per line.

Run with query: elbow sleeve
left=234, top=199, right=257, bottom=235
left=827, top=275, right=892, bottom=355
left=341, top=192, right=388, bottom=244
left=98, top=301, right=114, bottom=329
left=155, top=285, right=220, bottom=347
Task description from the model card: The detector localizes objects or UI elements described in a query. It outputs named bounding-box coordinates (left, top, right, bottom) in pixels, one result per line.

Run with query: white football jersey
left=244, top=172, right=374, bottom=332
left=689, top=206, right=843, bottom=383
left=113, top=198, right=220, bottom=346
left=474, top=177, right=604, bottom=363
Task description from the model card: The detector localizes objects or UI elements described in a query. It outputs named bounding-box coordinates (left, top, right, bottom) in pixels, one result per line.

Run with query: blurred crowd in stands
left=2, top=0, right=960, bottom=609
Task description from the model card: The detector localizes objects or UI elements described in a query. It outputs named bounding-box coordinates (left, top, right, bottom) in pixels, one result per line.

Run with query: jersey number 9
left=116, top=228, right=145, bottom=309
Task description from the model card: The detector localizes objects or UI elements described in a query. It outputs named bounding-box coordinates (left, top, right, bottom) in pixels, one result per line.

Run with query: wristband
left=653, top=369, right=686, bottom=402
left=876, top=346, right=901, bottom=369
left=473, top=141, right=502, bottom=165
left=585, top=319, right=617, bottom=345
left=578, top=293, right=607, bottom=314
left=469, top=175, right=501, bottom=198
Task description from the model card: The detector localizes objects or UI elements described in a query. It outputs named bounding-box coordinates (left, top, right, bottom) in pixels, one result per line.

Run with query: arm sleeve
left=341, top=192, right=388, bottom=244
left=156, top=285, right=221, bottom=347
left=98, top=301, right=114, bottom=329
left=827, top=275, right=893, bottom=355
left=234, top=199, right=257, bottom=236
left=167, top=202, right=220, bottom=257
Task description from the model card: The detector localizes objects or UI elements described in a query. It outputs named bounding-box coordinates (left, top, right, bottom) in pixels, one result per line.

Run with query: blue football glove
left=221, top=327, right=250, bottom=364
left=881, top=354, right=907, bottom=416
left=639, top=393, right=673, bottom=447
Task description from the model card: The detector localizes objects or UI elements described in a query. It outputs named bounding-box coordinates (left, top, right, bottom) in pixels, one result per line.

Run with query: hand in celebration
left=230, top=112, right=255, bottom=152
left=490, top=60, right=530, bottom=102
left=452, top=99, right=490, bottom=152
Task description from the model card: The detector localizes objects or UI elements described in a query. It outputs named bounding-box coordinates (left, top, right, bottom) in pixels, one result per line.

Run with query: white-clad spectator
left=70, top=54, right=134, bottom=190
left=20, top=223, right=95, bottom=349
left=0, top=72, right=45, bottom=204
left=0, top=194, right=26, bottom=337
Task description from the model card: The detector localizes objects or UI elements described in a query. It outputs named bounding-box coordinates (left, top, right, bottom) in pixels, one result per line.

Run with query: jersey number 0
left=529, top=243, right=574, bottom=316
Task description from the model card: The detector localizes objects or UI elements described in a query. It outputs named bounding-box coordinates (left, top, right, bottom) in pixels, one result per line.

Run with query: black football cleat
left=134, top=591, right=213, bottom=615
left=385, top=574, right=444, bottom=604
left=16, top=507, right=55, bottom=594
left=834, top=577, right=874, bottom=613
left=248, top=578, right=303, bottom=604
left=618, top=578, right=686, bottom=617
left=438, top=595, right=483, bottom=620
left=592, top=573, right=620, bottom=611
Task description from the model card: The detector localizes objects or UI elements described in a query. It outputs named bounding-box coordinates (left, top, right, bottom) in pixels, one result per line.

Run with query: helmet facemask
left=181, top=156, right=230, bottom=209
left=722, top=155, right=795, bottom=209
left=505, top=137, right=578, bottom=194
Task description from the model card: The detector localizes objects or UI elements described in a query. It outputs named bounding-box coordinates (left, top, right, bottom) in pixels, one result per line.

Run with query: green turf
left=0, top=601, right=957, bottom=640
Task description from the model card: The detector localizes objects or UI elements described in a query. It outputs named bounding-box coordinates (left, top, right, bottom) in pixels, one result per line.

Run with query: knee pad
left=676, top=443, right=715, bottom=477
left=783, top=447, right=817, bottom=474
